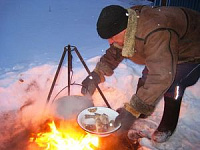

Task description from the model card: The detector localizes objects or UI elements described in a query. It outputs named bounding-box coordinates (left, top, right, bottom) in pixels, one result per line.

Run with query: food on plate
left=84, top=124, right=96, bottom=131
left=84, top=113, right=101, bottom=119
left=83, top=112, right=116, bottom=133
left=88, top=107, right=97, bottom=113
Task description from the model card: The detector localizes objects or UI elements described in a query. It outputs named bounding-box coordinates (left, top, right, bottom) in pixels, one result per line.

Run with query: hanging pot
left=51, top=95, right=94, bottom=120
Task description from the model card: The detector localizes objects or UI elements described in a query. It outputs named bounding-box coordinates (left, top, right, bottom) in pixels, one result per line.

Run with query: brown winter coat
left=94, top=5, right=200, bottom=116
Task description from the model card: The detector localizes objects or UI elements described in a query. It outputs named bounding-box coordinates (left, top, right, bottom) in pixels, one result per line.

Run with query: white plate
left=77, top=106, right=121, bottom=137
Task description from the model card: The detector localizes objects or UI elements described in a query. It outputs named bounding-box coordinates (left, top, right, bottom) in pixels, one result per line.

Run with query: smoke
left=51, top=95, right=94, bottom=120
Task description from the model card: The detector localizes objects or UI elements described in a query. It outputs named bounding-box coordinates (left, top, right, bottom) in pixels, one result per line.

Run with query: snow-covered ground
left=0, top=0, right=200, bottom=150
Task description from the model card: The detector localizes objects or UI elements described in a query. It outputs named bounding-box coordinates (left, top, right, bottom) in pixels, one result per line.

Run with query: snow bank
left=0, top=56, right=199, bottom=149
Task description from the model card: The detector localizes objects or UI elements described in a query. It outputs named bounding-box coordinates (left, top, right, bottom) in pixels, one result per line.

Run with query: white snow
left=0, top=0, right=200, bottom=150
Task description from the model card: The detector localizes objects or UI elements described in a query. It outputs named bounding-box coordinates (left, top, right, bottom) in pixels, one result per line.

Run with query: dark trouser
left=137, top=63, right=200, bottom=133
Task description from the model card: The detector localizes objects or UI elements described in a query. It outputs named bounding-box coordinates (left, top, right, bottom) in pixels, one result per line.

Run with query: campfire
left=29, top=119, right=99, bottom=150
left=26, top=45, right=138, bottom=150
left=28, top=118, right=139, bottom=150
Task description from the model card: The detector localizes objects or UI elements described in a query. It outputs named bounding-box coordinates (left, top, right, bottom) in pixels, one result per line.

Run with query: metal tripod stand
left=46, top=45, right=111, bottom=108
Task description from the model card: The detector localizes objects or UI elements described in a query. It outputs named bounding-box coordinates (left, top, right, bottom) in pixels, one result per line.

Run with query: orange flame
left=30, top=120, right=99, bottom=150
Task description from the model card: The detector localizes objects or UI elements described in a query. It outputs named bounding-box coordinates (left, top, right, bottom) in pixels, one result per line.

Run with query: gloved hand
left=115, top=103, right=141, bottom=134
left=115, top=107, right=137, bottom=134
left=81, top=71, right=101, bottom=95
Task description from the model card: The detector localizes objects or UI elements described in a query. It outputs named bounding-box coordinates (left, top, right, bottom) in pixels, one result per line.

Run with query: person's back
left=133, top=5, right=200, bottom=64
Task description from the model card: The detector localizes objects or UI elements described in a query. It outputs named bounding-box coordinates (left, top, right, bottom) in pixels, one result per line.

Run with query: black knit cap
left=97, top=5, right=128, bottom=39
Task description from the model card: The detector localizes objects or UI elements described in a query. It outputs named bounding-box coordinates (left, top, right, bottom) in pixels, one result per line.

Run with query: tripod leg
left=46, top=48, right=67, bottom=104
left=74, top=47, right=111, bottom=108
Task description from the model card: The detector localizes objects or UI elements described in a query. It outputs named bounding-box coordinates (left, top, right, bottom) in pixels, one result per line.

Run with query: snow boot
left=152, top=96, right=182, bottom=143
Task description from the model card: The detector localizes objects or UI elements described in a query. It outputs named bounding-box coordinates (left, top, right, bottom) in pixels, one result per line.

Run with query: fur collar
left=122, top=9, right=138, bottom=57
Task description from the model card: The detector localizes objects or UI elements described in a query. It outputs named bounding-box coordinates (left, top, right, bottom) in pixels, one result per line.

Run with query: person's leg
left=152, top=63, right=200, bottom=143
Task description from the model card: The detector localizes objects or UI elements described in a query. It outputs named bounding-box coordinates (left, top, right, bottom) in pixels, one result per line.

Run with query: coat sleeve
left=130, top=30, right=179, bottom=116
left=93, top=45, right=124, bottom=82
